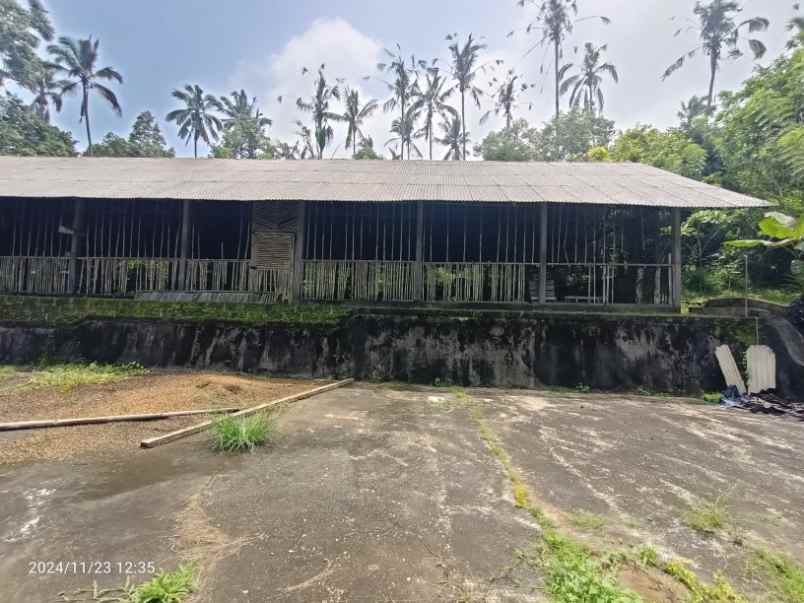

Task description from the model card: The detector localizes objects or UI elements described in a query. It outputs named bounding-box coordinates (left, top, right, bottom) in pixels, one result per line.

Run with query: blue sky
left=42, top=0, right=797, bottom=158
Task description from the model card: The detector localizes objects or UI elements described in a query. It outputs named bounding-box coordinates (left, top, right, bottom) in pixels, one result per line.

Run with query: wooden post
left=671, top=207, right=682, bottom=311
left=68, top=199, right=85, bottom=293
left=179, top=199, right=191, bottom=289
left=539, top=203, right=548, bottom=304
left=293, top=201, right=306, bottom=302
left=415, top=201, right=424, bottom=300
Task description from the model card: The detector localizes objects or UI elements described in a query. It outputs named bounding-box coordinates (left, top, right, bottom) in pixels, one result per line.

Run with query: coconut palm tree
left=559, top=43, right=618, bottom=114
left=662, top=0, right=770, bottom=111
left=275, top=141, right=301, bottom=160
left=296, top=68, right=343, bottom=159
left=341, top=88, right=378, bottom=155
left=447, top=33, right=486, bottom=160
left=218, top=89, right=271, bottom=130
left=386, top=110, right=422, bottom=160
left=293, top=123, right=317, bottom=159
left=435, top=115, right=468, bottom=161
left=483, top=69, right=532, bottom=129
left=46, top=36, right=122, bottom=155
left=517, top=0, right=610, bottom=121
left=410, top=67, right=456, bottom=160
left=27, top=65, right=66, bottom=122
left=216, top=89, right=272, bottom=159
left=376, top=45, right=421, bottom=160
left=165, top=84, right=223, bottom=158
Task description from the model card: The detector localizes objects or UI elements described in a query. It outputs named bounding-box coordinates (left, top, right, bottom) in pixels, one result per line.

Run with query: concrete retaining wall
left=0, top=311, right=771, bottom=395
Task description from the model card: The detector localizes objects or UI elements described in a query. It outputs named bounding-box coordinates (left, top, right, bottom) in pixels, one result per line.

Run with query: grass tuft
left=570, top=511, right=608, bottom=532
left=211, top=414, right=275, bottom=453
left=683, top=495, right=731, bottom=535
left=664, top=560, right=746, bottom=602
left=130, top=565, right=195, bottom=603
left=23, top=361, right=148, bottom=391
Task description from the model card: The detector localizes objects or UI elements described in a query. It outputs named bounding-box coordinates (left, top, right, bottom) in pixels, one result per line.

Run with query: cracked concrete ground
left=1, top=383, right=802, bottom=602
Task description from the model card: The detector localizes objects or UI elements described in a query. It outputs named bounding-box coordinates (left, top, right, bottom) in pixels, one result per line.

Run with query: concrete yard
left=1, top=377, right=803, bottom=602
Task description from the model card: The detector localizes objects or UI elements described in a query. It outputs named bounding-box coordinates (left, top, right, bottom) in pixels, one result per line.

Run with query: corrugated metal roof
left=0, top=156, right=770, bottom=208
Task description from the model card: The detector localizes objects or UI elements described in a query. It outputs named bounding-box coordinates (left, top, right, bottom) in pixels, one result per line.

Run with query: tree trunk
left=83, top=86, right=93, bottom=156
left=706, top=52, right=718, bottom=111
left=554, top=41, right=561, bottom=158
left=429, top=123, right=433, bottom=161
left=461, top=91, right=467, bottom=161
left=193, top=136, right=198, bottom=159
left=554, top=41, right=560, bottom=121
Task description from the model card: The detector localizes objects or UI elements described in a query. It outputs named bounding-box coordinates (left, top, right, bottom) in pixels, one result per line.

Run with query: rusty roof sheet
left=0, top=157, right=770, bottom=208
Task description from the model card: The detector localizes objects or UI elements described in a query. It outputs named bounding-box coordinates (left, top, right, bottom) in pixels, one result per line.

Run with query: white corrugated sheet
left=0, top=157, right=771, bottom=208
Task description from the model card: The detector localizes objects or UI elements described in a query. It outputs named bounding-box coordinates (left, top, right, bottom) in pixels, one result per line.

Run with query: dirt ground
left=1, top=380, right=803, bottom=602
left=0, top=369, right=328, bottom=464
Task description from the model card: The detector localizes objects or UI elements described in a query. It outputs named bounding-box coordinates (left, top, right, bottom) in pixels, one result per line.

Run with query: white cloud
left=230, top=17, right=393, bottom=158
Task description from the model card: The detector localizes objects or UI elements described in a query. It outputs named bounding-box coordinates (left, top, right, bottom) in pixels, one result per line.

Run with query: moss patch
left=0, top=295, right=349, bottom=326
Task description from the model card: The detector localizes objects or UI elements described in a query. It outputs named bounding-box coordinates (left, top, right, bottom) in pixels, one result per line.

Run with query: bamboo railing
left=302, top=260, right=417, bottom=302
left=0, top=257, right=292, bottom=301
left=1, top=256, right=674, bottom=306
left=301, top=260, right=673, bottom=305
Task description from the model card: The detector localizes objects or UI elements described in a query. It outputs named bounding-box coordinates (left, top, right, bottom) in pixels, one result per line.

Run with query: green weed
left=211, top=414, right=275, bottom=453
left=570, top=511, right=608, bottom=532
left=130, top=565, right=195, bottom=603
left=540, top=531, right=640, bottom=603
left=664, top=560, right=746, bottom=602
left=23, top=362, right=148, bottom=391
left=683, top=495, right=731, bottom=535
left=749, top=549, right=804, bottom=603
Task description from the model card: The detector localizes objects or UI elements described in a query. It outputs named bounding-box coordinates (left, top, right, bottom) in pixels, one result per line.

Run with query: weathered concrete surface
left=1, top=384, right=802, bottom=602
left=479, top=389, right=804, bottom=590
left=0, top=311, right=766, bottom=393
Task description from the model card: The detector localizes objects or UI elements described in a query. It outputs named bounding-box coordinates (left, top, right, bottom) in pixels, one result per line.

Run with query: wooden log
left=0, top=407, right=241, bottom=432
left=140, top=378, right=354, bottom=449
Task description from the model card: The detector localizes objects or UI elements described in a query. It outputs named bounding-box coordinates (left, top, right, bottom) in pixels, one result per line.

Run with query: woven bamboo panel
left=251, top=203, right=296, bottom=271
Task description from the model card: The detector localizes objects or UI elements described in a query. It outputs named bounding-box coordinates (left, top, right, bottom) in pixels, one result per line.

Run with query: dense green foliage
left=609, top=126, right=707, bottom=179
left=0, top=92, right=75, bottom=155
left=477, top=111, right=614, bottom=161
left=0, top=0, right=52, bottom=88
left=352, top=137, right=382, bottom=159
left=91, top=111, right=175, bottom=157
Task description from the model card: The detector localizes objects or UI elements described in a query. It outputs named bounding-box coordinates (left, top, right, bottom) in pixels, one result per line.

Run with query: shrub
left=211, top=414, right=274, bottom=453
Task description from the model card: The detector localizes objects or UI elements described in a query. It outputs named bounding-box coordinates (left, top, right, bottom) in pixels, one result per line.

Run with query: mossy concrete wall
left=0, top=312, right=764, bottom=394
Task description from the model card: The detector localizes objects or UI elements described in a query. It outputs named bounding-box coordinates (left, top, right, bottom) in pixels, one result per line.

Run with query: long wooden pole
left=415, top=201, right=424, bottom=300
left=0, top=407, right=240, bottom=432
left=539, top=203, right=548, bottom=304
left=179, top=199, right=191, bottom=289
left=671, top=207, right=682, bottom=311
left=68, top=199, right=86, bottom=293
left=141, top=378, right=353, bottom=449
left=293, top=201, right=307, bottom=301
